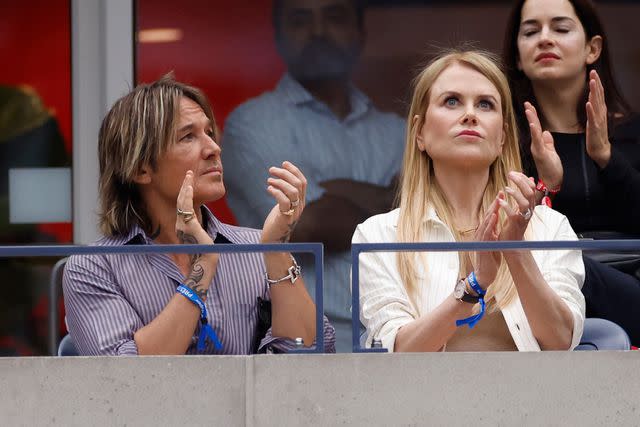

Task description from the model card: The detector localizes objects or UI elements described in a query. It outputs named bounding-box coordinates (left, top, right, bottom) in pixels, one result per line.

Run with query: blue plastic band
left=455, top=297, right=486, bottom=329
left=466, top=271, right=486, bottom=296
left=176, top=284, right=223, bottom=351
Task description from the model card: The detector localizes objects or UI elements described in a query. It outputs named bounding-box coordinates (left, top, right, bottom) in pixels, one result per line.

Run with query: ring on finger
left=177, top=208, right=195, bottom=223
left=518, top=207, right=532, bottom=221
left=280, top=208, right=295, bottom=216
left=290, top=198, right=300, bottom=207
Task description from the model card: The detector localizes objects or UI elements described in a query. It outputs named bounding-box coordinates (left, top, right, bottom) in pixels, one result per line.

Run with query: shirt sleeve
left=537, top=208, right=586, bottom=350
left=257, top=315, right=336, bottom=353
left=222, top=110, right=325, bottom=228
left=63, top=254, right=143, bottom=355
left=351, top=223, right=419, bottom=353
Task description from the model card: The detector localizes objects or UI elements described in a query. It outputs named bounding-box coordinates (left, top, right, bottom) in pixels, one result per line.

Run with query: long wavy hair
left=396, top=50, right=523, bottom=312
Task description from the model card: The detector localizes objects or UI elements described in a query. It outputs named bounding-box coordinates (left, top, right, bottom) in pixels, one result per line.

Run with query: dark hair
left=503, top=0, right=631, bottom=165
left=272, top=0, right=366, bottom=38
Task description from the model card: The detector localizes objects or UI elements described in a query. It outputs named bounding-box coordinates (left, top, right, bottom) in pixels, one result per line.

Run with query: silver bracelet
left=265, top=256, right=301, bottom=287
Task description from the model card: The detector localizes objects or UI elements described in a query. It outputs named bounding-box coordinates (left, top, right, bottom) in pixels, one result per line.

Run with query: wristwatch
left=453, top=278, right=480, bottom=304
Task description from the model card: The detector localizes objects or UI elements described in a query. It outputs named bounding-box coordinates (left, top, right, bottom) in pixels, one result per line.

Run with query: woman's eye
left=445, top=97, right=458, bottom=107
left=555, top=27, right=570, bottom=33
left=180, top=133, right=193, bottom=141
left=478, top=100, right=493, bottom=110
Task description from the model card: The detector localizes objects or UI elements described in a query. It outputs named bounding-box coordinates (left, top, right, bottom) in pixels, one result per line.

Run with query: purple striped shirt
left=63, top=207, right=335, bottom=355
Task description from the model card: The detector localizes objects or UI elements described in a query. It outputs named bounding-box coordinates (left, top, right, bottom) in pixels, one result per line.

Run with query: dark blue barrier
left=351, top=239, right=640, bottom=353
left=0, top=243, right=325, bottom=354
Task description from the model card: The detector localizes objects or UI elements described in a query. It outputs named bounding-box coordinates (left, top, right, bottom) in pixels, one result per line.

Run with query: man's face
left=276, top=0, right=364, bottom=81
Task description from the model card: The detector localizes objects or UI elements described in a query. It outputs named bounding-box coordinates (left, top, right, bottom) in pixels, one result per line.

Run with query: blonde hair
left=98, top=74, right=218, bottom=236
left=397, top=50, right=522, bottom=312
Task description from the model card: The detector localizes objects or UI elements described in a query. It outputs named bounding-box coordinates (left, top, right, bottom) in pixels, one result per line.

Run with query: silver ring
left=290, top=199, right=300, bottom=207
left=177, top=208, right=195, bottom=223
left=280, top=208, right=295, bottom=216
left=518, top=207, right=532, bottom=220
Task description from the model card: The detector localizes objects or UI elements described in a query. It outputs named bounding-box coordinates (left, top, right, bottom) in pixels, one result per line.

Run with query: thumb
left=541, top=130, right=556, bottom=150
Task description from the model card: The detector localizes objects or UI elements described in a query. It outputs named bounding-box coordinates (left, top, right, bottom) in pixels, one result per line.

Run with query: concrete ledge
left=1, top=352, right=638, bottom=426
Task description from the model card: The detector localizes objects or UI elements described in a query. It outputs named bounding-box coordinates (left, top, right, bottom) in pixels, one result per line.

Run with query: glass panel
left=0, top=1, right=72, bottom=355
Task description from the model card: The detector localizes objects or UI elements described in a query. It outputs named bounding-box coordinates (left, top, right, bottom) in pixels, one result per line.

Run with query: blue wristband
left=455, top=297, right=486, bottom=329
left=176, top=284, right=223, bottom=351
left=455, top=272, right=486, bottom=328
left=466, top=271, right=485, bottom=296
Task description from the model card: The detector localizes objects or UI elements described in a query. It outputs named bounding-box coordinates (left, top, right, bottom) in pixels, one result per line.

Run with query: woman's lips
left=535, top=52, right=560, bottom=62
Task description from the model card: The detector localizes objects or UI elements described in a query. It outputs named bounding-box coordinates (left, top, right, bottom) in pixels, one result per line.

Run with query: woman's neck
left=433, top=164, right=488, bottom=230
left=531, top=77, right=586, bottom=133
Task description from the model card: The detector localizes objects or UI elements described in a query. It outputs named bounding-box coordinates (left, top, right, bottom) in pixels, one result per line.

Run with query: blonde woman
left=353, top=50, right=585, bottom=352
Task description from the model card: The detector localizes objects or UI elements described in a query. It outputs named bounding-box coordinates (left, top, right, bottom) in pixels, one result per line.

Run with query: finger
left=541, top=130, right=556, bottom=150
left=267, top=185, right=292, bottom=213
left=269, top=167, right=303, bottom=199
left=475, top=197, right=500, bottom=239
left=497, top=196, right=517, bottom=218
left=592, top=70, right=605, bottom=106
left=504, top=186, right=529, bottom=214
left=267, top=177, right=300, bottom=204
left=281, top=161, right=307, bottom=190
left=177, top=170, right=193, bottom=210
left=508, top=171, right=536, bottom=201
left=480, top=213, right=499, bottom=242
left=588, top=78, right=601, bottom=118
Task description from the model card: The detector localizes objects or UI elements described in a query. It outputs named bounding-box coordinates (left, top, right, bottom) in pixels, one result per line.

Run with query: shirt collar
left=275, top=73, right=372, bottom=122
left=116, top=205, right=236, bottom=245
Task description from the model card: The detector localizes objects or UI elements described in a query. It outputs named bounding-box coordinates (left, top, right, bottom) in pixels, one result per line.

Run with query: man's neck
left=297, top=76, right=352, bottom=120
left=143, top=196, right=205, bottom=245
left=531, top=76, right=586, bottom=133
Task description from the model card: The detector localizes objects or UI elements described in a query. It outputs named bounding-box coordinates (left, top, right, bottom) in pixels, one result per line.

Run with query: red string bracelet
left=536, top=179, right=561, bottom=207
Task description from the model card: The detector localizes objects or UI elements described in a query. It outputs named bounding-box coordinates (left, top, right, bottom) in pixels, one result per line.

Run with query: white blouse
left=352, top=205, right=585, bottom=352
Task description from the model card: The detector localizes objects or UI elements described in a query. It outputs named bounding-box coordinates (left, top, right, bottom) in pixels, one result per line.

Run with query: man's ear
left=586, top=35, right=603, bottom=65
left=414, top=114, right=426, bottom=151
left=133, top=165, right=152, bottom=185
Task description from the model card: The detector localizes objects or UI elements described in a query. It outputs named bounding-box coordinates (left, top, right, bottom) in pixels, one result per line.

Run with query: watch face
left=453, top=279, right=466, bottom=299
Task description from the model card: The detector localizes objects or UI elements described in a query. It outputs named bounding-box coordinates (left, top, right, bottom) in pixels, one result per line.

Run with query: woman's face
left=517, top=0, right=599, bottom=84
left=416, top=63, right=504, bottom=170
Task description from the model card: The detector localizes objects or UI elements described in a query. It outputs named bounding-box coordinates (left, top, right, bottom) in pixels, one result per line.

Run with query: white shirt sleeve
left=352, top=218, right=418, bottom=352
left=534, top=208, right=586, bottom=349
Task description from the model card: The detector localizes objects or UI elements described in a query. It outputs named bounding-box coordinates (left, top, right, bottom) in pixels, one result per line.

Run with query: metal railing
left=0, top=243, right=325, bottom=355
left=351, top=239, right=640, bottom=353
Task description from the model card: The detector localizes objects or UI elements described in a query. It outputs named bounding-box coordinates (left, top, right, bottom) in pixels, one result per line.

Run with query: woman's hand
left=175, top=170, right=213, bottom=246
left=261, top=161, right=307, bottom=244
left=497, top=171, right=536, bottom=242
left=524, top=102, right=563, bottom=190
left=471, top=197, right=502, bottom=290
left=585, top=70, right=612, bottom=169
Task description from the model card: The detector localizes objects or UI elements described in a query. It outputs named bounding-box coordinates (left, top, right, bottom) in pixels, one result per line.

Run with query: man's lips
left=457, top=130, right=482, bottom=138
left=535, top=52, right=560, bottom=62
left=202, top=166, right=222, bottom=175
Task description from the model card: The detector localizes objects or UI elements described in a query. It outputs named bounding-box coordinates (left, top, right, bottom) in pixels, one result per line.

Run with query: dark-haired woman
left=503, top=0, right=640, bottom=345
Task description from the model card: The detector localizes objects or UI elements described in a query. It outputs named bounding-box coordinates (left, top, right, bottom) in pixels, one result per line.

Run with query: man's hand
left=261, top=161, right=307, bottom=244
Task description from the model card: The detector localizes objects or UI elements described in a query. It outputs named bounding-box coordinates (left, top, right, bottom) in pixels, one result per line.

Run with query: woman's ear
left=133, top=165, right=152, bottom=185
left=413, top=114, right=426, bottom=151
left=586, top=35, right=603, bottom=65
